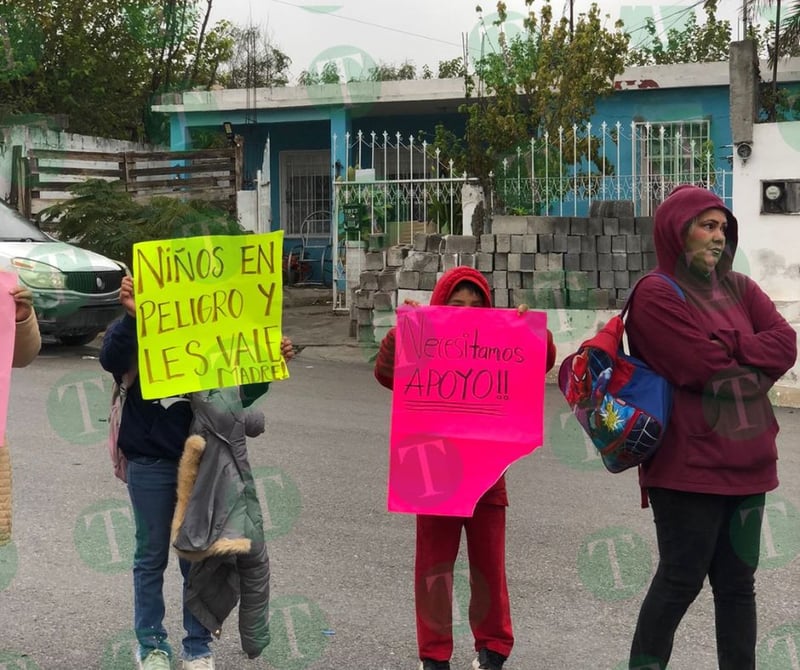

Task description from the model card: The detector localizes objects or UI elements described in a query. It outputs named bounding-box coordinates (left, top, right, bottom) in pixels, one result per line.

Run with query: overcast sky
left=208, top=0, right=765, bottom=82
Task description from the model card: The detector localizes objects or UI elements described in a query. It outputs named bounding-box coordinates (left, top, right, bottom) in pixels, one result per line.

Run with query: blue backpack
left=558, top=273, right=684, bottom=473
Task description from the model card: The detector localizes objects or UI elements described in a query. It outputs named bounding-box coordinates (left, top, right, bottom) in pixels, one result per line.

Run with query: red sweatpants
left=414, top=504, right=514, bottom=661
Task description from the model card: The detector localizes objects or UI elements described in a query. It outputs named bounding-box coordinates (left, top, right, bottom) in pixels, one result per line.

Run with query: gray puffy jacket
left=171, top=387, right=270, bottom=659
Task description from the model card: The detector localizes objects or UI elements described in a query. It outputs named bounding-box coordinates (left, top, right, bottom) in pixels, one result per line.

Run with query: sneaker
left=472, top=648, right=507, bottom=670
left=138, top=650, right=171, bottom=670
left=418, top=659, right=451, bottom=670
left=182, top=657, right=215, bottom=670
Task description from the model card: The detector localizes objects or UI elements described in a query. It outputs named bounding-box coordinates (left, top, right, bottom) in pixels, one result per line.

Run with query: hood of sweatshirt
left=653, top=184, right=738, bottom=280
left=430, top=266, right=493, bottom=307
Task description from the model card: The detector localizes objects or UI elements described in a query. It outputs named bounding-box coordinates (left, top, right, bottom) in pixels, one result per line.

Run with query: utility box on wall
left=762, top=180, right=800, bottom=214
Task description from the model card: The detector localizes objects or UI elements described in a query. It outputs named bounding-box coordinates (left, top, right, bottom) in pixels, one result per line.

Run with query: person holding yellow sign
left=100, top=274, right=294, bottom=670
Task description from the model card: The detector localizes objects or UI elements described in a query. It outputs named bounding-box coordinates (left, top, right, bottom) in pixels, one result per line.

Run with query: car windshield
left=0, top=204, right=50, bottom=242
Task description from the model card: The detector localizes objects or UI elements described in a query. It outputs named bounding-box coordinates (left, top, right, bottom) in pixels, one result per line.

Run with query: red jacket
left=627, top=185, right=796, bottom=495
left=374, top=266, right=557, bottom=507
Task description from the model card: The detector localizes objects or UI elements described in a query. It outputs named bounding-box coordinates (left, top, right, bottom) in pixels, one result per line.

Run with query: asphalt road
left=2, top=342, right=799, bottom=670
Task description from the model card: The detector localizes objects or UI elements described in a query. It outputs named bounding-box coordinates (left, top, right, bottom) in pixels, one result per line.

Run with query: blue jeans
left=127, top=456, right=213, bottom=661
left=629, top=488, right=764, bottom=670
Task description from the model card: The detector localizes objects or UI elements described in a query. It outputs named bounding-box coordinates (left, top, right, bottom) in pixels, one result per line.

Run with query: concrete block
left=444, top=235, right=477, bottom=254
left=552, top=234, right=568, bottom=253
left=522, top=234, right=538, bottom=253
left=419, top=272, right=438, bottom=291
left=519, top=254, right=535, bottom=272
left=564, top=253, right=581, bottom=271
left=368, top=233, right=387, bottom=251
left=596, top=236, right=612, bottom=254
left=580, top=253, right=597, bottom=271
left=603, top=218, right=619, bottom=235
left=495, top=253, right=509, bottom=271
left=493, top=271, right=508, bottom=289
left=357, top=308, right=373, bottom=326
left=568, top=289, right=589, bottom=309
left=635, top=217, right=655, bottom=236
left=619, top=217, right=635, bottom=235
left=570, top=217, right=589, bottom=235
left=364, top=251, right=385, bottom=271
left=587, top=288, right=610, bottom=309
left=397, top=289, right=433, bottom=305
left=588, top=216, right=604, bottom=236
left=614, top=271, right=630, bottom=288
left=630, top=270, right=645, bottom=285
left=527, top=216, right=556, bottom=235
left=534, top=254, right=549, bottom=270
left=377, top=271, right=398, bottom=292
left=495, top=234, right=512, bottom=253
left=491, top=216, right=530, bottom=235
left=459, top=252, right=476, bottom=268
left=354, top=289, right=374, bottom=309
left=533, top=270, right=565, bottom=289
left=554, top=218, right=571, bottom=235
left=612, top=236, right=627, bottom=253
left=476, top=252, right=493, bottom=273
left=425, top=234, right=444, bottom=253
left=372, top=310, right=397, bottom=328
left=628, top=253, right=643, bottom=271
left=481, top=272, right=494, bottom=288
left=642, top=235, right=655, bottom=252
left=397, top=270, right=420, bottom=289
left=597, top=254, right=612, bottom=272
left=441, top=253, right=459, bottom=271
left=510, top=234, right=524, bottom=253
left=578, top=235, right=595, bottom=253
left=413, top=233, right=429, bottom=251
left=627, top=235, right=642, bottom=253
left=357, top=324, right=375, bottom=343
left=644, top=252, right=658, bottom=269
left=386, top=246, right=409, bottom=267
left=522, top=273, right=535, bottom=289
left=359, top=271, right=379, bottom=290
left=404, top=251, right=440, bottom=273
left=612, top=253, right=628, bottom=271
left=493, top=288, right=510, bottom=308
left=537, top=234, right=553, bottom=253
left=480, top=233, right=495, bottom=253
left=548, top=253, right=563, bottom=270
left=599, top=271, right=614, bottom=289
left=508, top=253, right=522, bottom=272
left=566, top=271, right=591, bottom=290
left=373, top=291, right=396, bottom=312
left=507, top=272, right=522, bottom=289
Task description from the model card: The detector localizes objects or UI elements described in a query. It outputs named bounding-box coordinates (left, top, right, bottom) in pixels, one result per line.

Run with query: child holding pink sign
left=374, top=266, right=555, bottom=670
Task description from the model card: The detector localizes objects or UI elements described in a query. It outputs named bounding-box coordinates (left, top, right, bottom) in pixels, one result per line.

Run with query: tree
left=297, top=61, right=341, bottom=85
left=367, top=61, right=417, bottom=81
left=219, top=24, right=291, bottom=88
left=626, top=2, right=731, bottom=65
left=436, top=0, right=629, bottom=205
left=0, top=0, right=234, bottom=141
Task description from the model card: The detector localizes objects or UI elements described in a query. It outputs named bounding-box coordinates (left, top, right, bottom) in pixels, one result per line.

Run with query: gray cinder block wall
left=351, top=214, right=656, bottom=344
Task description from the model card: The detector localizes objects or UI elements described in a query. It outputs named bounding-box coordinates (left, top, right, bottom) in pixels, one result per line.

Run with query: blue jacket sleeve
left=99, top=314, right=138, bottom=380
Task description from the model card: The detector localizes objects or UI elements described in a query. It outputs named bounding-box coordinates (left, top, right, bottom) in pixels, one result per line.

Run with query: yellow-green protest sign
left=133, top=232, right=287, bottom=399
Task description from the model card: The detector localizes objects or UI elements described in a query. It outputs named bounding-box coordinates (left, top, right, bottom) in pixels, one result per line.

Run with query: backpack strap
left=621, top=271, right=685, bottom=320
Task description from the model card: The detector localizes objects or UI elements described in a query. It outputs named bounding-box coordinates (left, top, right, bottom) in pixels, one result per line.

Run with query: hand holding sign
left=133, top=232, right=289, bottom=399
left=388, top=305, right=548, bottom=516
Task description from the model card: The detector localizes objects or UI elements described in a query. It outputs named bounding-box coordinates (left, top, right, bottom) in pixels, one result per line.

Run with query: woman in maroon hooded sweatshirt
left=374, top=266, right=555, bottom=670
left=625, top=185, right=796, bottom=669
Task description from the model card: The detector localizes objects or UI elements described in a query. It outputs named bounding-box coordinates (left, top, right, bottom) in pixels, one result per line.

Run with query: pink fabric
left=0, top=272, right=18, bottom=440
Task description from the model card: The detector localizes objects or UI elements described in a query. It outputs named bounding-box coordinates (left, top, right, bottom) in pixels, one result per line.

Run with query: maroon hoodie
left=374, top=266, right=556, bottom=507
left=626, top=185, right=796, bottom=495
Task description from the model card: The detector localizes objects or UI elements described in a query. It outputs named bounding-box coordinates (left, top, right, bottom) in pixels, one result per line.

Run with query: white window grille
left=635, top=120, right=712, bottom=215
left=279, top=150, right=332, bottom=235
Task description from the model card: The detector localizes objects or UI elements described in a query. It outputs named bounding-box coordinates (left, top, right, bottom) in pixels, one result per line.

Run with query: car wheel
left=58, top=332, right=100, bottom=346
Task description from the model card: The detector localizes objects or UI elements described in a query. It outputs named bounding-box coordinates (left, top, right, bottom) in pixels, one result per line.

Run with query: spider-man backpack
left=558, top=273, right=685, bottom=473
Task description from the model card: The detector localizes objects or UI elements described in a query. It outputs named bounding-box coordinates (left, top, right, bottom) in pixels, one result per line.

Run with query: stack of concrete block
left=351, top=234, right=481, bottom=343
left=482, top=215, right=656, bottom=309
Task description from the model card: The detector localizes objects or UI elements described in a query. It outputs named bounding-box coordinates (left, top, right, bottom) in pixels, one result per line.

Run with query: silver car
left=0, top=201, right=125, bottom=345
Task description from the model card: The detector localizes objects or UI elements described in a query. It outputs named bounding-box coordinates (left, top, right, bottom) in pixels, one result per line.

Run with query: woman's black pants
left=629, top=487, right=765, bottom=670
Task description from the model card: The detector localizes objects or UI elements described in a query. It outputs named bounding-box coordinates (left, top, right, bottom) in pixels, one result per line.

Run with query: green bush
left=41, top=179, right=245, bottom=269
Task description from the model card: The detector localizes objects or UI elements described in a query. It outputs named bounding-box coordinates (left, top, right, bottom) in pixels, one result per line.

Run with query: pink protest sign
left=388, top=305, right=548, bottom=516
left=0, top=272, right=18, bottom=441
